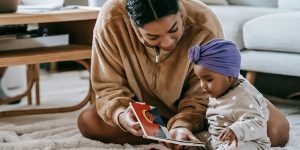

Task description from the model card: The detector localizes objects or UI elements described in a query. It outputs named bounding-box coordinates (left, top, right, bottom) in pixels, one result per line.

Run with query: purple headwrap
left=188, top=39, right=241, bottom=77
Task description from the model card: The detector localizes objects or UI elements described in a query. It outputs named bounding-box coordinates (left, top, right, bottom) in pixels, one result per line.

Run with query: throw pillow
left=278, top=0, right=300, bottom=10
left=227, top=0, right=277, bottom=7
left=199, top=0, right=229, bottom=5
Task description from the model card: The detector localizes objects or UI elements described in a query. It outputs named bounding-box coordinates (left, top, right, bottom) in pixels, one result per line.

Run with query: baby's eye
left=206, top=78, right=213, bottom=82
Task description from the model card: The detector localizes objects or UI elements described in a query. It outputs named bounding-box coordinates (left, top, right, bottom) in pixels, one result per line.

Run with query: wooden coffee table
left=0, top=7, right=99, bottom=117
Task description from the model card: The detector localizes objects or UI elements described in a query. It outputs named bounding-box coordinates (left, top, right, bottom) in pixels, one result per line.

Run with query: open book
left=129, top=102, right=205, bottom=147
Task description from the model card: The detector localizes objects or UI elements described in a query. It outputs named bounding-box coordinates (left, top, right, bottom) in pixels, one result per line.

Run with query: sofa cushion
left=209, top=6, right=280, bottom=49
left=243, top=12, right=300, bottom=53
left=241, top=50, right=300, bottom=77
left=64, top=0, right=88, bottom=6
left=227, top=0, right=278, bottom=8
left=278, top=0, right=300, bottom=10
left=199, top=0, right=228, bottom=5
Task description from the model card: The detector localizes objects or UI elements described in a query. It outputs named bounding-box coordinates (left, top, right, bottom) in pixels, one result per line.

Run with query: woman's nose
left=160, top=35, right=174, bottom=48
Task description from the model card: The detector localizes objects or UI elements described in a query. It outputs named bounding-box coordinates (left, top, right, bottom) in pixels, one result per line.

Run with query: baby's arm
left=228, top=95, right=269, bottom=142
left=219, top=128, right=238, bottom=147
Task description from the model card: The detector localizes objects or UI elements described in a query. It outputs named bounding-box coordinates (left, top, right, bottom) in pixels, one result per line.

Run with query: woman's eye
left=149, top=37, right=159, bottom=40
left=169, top=28, right=178, bottom=33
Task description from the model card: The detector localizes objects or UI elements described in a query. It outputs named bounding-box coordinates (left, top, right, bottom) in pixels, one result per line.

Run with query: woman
left=77, top=0, right=289, bottom=148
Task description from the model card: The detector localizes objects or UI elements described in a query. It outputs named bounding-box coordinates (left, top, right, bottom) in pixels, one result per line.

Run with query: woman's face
left=138, top=12, right=183, bottom=51
left=194, top=64, right=233, bottom=98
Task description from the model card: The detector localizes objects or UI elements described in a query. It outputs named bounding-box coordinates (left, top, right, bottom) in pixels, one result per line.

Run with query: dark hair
left=126, top=0, right=179, bottom=27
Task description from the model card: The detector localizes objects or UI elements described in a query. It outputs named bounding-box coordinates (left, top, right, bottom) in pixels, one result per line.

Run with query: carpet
left=0, top=71, right=299, bottom=150
left=0, top=117, right=165, bottom=150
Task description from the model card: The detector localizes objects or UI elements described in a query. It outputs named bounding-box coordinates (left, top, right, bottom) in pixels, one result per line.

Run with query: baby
left=188, top=39, right=271, bottom=150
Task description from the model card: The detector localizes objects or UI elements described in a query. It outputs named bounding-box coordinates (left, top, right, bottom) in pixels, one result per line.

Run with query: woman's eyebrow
left=168, top=22, right=178, bottom=32
left=146, top=21, right=178, bottom=37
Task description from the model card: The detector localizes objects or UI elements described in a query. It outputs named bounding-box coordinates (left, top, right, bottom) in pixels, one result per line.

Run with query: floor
left=0, top=70, right=91, bottom=123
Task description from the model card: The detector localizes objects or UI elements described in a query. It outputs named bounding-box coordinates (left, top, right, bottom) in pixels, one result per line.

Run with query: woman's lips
left=162, top=45, right=175, bottom=51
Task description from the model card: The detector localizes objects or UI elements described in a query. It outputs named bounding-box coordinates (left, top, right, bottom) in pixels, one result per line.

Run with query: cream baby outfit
left=206, top=79, right=271, bottom=150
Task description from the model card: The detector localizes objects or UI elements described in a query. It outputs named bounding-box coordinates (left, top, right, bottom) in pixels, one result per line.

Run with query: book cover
left=129, top=102, right=205, bottom=147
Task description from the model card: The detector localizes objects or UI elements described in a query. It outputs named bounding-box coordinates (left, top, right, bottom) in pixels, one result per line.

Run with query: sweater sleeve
left=228, top=95, right=269, bottom=142
left=91, top=20, right=134, bottom=128
left=167, top=66, right=209, bottom=132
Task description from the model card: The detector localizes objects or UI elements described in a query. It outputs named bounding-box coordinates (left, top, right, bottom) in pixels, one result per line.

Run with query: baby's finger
left=218, top=131, right=226, bottom=141
left=222, top=130, right=231, bottom=142
left=228, top=139, right=233, bottom=146
left=220, top=131, right=229, bottom=141
left=235, top=137, right=238, bottom=147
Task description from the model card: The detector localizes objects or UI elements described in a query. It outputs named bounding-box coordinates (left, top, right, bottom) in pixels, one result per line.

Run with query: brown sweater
left=91, top=0, right=223, bottom=132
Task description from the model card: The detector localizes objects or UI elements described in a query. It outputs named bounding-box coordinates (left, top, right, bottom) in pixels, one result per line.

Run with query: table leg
left=34, top=64, right=40, bottom=105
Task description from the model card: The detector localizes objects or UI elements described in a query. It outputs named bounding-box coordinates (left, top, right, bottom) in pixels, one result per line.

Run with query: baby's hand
left=218, top=128, right=238, bottom=147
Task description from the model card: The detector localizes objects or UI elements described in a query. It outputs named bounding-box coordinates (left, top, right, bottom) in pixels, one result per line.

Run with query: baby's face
left=194, top=65, right=233, bottom=98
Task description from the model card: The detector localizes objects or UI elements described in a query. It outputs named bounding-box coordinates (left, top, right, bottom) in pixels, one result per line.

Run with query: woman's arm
left=91, top=21, right=135, bottom=129
left=167, top=66, right=209, bottom=132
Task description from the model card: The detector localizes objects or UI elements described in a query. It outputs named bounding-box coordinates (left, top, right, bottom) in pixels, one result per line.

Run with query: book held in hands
left=129, top=102, right=205, bottom=147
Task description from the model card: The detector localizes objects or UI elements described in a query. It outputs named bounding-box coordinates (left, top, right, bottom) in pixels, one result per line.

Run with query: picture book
left=129, top=102, right=205, bottom=147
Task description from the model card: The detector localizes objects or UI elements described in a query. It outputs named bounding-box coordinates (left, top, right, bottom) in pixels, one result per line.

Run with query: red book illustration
left=130, top=102, right=205, bottom=147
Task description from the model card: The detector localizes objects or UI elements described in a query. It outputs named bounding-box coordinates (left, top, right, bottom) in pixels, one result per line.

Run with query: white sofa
left=68, top=0, right=300, bottom=84
left=64, top=0, right=106, bottom=7
left=202, top=0, right=300, bottom=84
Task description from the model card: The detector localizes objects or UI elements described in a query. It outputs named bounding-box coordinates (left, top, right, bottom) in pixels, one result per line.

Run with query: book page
left=129, top=102, right=205, bottom=147
left=145, top=135, right=205, bottom=147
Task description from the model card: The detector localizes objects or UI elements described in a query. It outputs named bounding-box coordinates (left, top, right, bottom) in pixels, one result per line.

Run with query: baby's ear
left=228, top=76, right=234, bottom=82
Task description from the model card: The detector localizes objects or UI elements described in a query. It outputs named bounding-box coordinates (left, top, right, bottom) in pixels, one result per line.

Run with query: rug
left=0, top=71, right=300, bottom=150
left=0, top=114, right=299, bottom=150
left=0, top=117, right=166, bottom=150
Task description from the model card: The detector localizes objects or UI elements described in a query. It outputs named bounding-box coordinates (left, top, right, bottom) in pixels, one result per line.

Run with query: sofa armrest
left=243, top=12, right=300, bottom=54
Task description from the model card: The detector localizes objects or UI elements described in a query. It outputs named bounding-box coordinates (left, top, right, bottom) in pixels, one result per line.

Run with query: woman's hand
left=161, top=127, right=200, bottom=150
left=118, top=107, right=144, bottom=136
left=219, top=128, right=238, bottom=147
